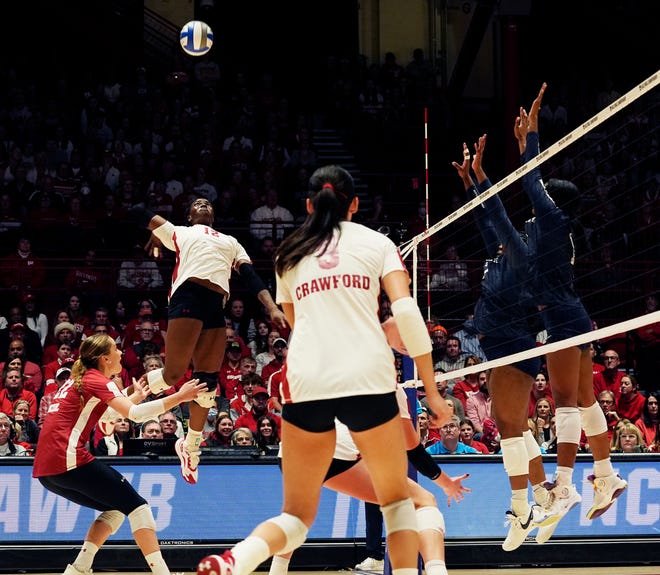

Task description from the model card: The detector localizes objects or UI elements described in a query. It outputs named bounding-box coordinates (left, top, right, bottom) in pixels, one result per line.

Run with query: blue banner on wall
left=0, top=457, right=657, bottom=542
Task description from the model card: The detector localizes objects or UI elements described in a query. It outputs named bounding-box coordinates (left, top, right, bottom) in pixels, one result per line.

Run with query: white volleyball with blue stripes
left=179, top=20, right=214, bottom=56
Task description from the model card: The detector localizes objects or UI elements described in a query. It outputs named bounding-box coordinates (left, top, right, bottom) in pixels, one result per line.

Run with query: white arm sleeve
left=128, top=399, right=167, bottom=423
left=391, top=297, right=432, bottom=358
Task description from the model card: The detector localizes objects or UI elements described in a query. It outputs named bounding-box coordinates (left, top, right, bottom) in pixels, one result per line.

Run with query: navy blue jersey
left=467, top=179, right=538, bottom=338
left=521, top=132, right=580, bottom=307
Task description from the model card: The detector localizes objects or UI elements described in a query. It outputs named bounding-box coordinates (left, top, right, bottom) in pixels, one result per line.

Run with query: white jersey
left=153, top=222, right=251, bottom=301
left=276, top=221, right=407, bottom=403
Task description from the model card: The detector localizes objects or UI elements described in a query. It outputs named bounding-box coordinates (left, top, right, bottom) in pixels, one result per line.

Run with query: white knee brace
left=381, top=498, right=417, bottom=534
left=523, top=429, right=542, bottom=460
left=268, top=513, right=308, bottom=555
left=416, top=505, right=445, bottom=535
left=194, top=388, right=217, bottom=409
left=500, top=437, right=529, bottom=477
left=579, top=402, right=607, bottom=437
left=97, top=510, right=125, bottom=534
left=128, top=504, right=156, bottom=533
left=146, top=368, right=171, bottom=395
left=555, top=407, right=581, bottom=445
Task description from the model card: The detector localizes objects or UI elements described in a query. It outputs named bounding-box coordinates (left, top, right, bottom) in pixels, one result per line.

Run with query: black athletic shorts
left=168, top=280, right=226, bottom=329
left=37, top=459, right=147, bottom=515
left=282, top=392, right=399, bottom=433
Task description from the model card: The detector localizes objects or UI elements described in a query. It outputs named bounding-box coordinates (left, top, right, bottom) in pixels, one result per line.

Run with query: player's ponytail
left=276, top=165, right=355, bottom=275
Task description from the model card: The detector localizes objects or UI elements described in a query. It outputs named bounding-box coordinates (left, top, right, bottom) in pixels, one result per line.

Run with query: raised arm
left=518, top=83, right=558, bottom=217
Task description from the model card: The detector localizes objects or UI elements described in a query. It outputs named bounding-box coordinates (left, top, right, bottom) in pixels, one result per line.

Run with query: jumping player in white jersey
left=268, top=384, right=471, bottom=575
left=32, top=334, right=206, bottom=575
left=129, top=198, right=287, bottom=484
left=197, top=164, right=453, bottom=575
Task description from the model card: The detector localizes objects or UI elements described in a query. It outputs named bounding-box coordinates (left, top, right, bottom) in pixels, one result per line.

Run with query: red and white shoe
left=198, top=551, right=235, bottom=575
left=175, top=438, right=200, bottom=484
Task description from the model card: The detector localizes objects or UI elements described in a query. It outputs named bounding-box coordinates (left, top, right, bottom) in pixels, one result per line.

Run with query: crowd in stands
left=0, top=40, right=657, bottom=459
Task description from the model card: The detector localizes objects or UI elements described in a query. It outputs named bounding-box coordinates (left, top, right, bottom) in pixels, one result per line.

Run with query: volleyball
left=179, top=20, right=214, bottom=57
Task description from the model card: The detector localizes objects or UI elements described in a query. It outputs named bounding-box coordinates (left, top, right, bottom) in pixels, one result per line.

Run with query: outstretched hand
left=514, top=82, right=546, bottom=152
left=434, top=472, right=472, bottom=507
left=145, top=234, right=164, bottom=260
left=527, top=82, right=547, bottom=133
left=451, top=142, right=470, bottom=181
left=471, top=134, right=487, bottom=179
left=130, top=376, right=151, bottom=402
left=177, top=378, right=207, bottom=402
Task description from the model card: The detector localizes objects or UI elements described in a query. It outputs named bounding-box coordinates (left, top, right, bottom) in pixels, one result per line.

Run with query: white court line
left=404, top=310, right=660, bottom=385
left=400, top=69, right=659, bottom=258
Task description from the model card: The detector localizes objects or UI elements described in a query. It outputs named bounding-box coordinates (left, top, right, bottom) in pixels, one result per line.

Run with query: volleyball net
left=399, top=70, right=659, bottom=384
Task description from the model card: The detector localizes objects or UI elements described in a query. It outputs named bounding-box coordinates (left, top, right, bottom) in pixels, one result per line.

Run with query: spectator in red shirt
left=593, top=349, right=625, bottom=401
left=0, top=340, right=43, bottom=395
left=417, top=408, right=441, bottom=448
left=218, top=341, right=244, bottom=410
left=0, top=368, right=37, bottom=420
left=42, top=322, right=79, bottom=365
left=82, top=306, right=121, bottom=344
left=42, top=343, right=75, bottom=388
left=0, top=316, right=43, bottom=365
left=230, top=373, right=265, bottom=422
left=459, top=417, right=490, bottom=454
left=528, top=371, right=555, bottom=418
left=451, top=355, right=482, bottom=410
left=597, top=390, right=620, bottom=442
left=122, top=299, right=166, bottom=351
left=122, top=321, right=163, bottom=373
left=616, top=375, right=645, bottom=423
left=0, top=237, right=47, bottom=294
left=261, top=337, right=287, bottom=386
left=234, top=386, right=281, bottom=434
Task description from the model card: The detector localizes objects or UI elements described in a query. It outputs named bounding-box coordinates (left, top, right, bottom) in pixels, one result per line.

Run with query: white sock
left=232, top=536, right=271, bottom=575
left=511, top=489, right=529, bottom=516
left=554, top=466, right=574, bottom=486
left=186, top=428, right=203, bottom=450
left=73, top=541, right=99, bottom=571
left=145, top=550, right=170, bottom=575
left=425, top=559, right=448, bottom=575
left=593, top=457, right=615, bottom=478
left=268, top=555, right=290, bottom=575
left=532, top=483, right=550, bottom=506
